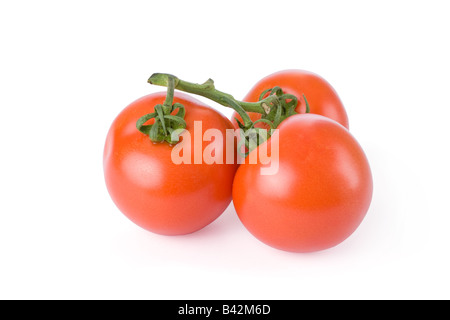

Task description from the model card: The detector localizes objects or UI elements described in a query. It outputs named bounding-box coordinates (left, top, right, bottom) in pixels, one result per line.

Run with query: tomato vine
left=139, top=73, right=310, bottom=152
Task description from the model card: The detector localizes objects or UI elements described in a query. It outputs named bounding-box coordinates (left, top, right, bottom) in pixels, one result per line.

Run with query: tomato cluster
left=104, top=70, right=373, bottom=252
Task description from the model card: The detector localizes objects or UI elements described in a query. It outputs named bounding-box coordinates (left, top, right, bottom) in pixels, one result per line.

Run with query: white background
left=1, top=0, right=449, bottom=300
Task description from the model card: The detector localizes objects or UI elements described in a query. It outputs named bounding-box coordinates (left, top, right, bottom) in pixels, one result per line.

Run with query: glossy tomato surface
left=232, top=114, right=372, bottom=252
left=232, top=69, right=349, bottom=129
left=104, top=92, right=237, bottom=235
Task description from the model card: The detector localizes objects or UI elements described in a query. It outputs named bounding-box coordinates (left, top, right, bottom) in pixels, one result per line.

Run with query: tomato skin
left=232, top=69, right=349, bottom=129
left=232, top=114, right=372, bottom=252
left=104, top=92, right=237, bottom=235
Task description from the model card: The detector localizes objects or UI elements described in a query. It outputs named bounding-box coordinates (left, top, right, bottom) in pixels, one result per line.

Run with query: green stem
left=143, top=73, right=306, bottom=151
left=148, top=73, right=279, bottom=128
left=162, top=76, right=175, bottom=114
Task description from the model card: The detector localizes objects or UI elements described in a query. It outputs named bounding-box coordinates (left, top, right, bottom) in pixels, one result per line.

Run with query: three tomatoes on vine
left=103, top=69, right=373, bottom=253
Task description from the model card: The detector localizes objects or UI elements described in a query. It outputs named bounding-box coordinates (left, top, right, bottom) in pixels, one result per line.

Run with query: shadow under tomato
left=180, top=201, right=242, bottom=239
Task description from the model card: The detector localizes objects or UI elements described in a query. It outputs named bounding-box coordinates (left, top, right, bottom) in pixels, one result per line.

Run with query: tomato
left=232, top=114, right=372, bottom=252
left=231, top=69, right=349, bottom=129
left=104, top=92, right=238, bottom=235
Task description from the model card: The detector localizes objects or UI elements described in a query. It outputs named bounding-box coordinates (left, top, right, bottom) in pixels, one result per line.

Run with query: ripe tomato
left=104, top=92, right=238, bottom=235
left=232, top=114, right=372, bottom=252
left=231, top=69, right=349, bottom=129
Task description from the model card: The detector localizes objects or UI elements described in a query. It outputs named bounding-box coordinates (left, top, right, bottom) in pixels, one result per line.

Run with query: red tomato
left=231, top=69, right=349, bottom=129
left=232, top=114, right=372, bottom=252
left=104, top=92, right=238, bottom=235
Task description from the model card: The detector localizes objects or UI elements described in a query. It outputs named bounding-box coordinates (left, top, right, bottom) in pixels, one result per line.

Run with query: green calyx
left=253, top=87, right=310, bottom=128
left=136, top=76, right=187, bottom=144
